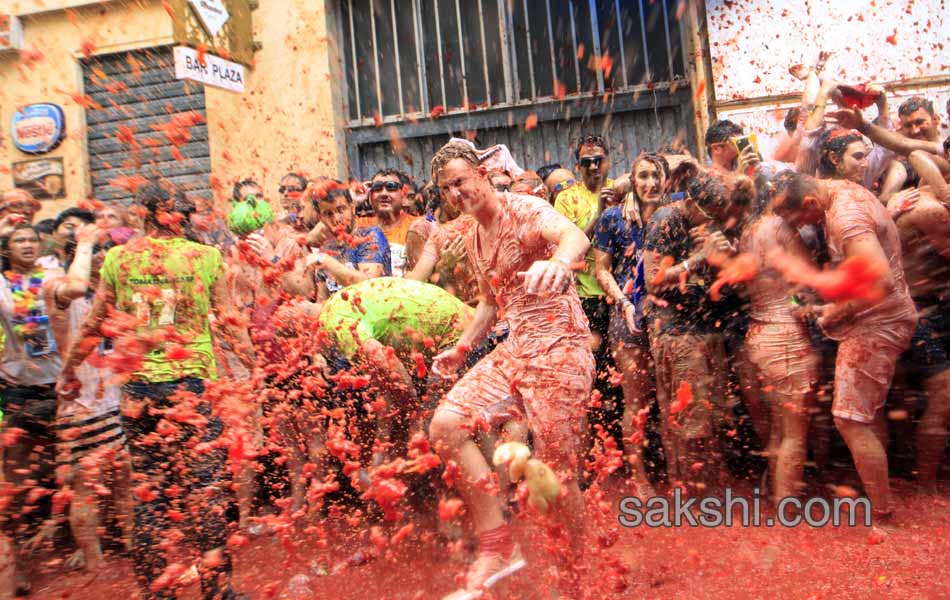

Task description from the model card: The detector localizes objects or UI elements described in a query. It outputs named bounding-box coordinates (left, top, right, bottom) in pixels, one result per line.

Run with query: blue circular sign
left=10, top=103, right=66, bottom=154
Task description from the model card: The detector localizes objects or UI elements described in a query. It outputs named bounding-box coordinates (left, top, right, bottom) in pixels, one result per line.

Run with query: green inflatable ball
left=227, top=194, right=275, bottom=236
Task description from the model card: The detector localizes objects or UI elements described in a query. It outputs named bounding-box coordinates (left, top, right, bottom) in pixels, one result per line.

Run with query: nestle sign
left=10, top=103, right=66, bottom=154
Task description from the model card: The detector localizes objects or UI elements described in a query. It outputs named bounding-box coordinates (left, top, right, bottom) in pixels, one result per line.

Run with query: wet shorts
left=901, top=305, right=950, bottom=380
left=439, top=340, right=594, bottom=463
left=833, top=324, right=914, bottom=424
left=744, top=321, right=819, bottom=399
left=650, top=332, right=731, bottom=440
left=53, top=404, right=126, bottom=471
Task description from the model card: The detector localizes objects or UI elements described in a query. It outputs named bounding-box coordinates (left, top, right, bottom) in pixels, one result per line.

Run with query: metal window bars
left=340, top=0, right=686, bottom=128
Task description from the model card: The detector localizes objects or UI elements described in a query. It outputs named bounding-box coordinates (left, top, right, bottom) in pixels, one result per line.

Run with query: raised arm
left=57, top=277, right=114, bottom=393
left=908, top=149, right=950, bottom=206
left=802, top=77, right=838, bottom=132
left=52, top=224, right=100, bottom=304
left=829, top=108, right=942, bottom=157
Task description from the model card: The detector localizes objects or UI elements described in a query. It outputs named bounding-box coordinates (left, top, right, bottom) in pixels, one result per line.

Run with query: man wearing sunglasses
left=357, top=169, right=415, bottom=276
left=554, top=136, right=621, bottom=450
left=277, top=172, right=312, bottom=232
left=543, top=167, right=578, bottom=205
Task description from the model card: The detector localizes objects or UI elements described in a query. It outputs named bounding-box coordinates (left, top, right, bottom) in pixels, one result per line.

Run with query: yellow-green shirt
left=553, top=180, right=610, bottom=297
left=100, top=236, right=224, bottom=382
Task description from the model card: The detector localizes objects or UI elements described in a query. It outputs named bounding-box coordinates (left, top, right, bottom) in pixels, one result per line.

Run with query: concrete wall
left=0, top=0, right=344, bottom=220
left=705, top=0, right=950, bottom=159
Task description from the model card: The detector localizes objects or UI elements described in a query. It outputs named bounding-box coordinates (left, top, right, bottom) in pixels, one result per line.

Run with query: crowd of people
left=0, top=58, right=948, bottom=600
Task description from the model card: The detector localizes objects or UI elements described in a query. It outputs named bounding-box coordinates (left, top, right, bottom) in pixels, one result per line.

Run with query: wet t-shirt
left=100, top=236, right=223, bottom=382
left=593, top=205, right=646, bottom=325
left=740, top=214, right=802, bottom=324
left=358, top=213, right=414, bottom=276
left=644, top=204, right=718, bottom=335
left=416, top=216, right=480, bottom=306
left=318, top=277, right=471, bottom=359
left=67, top=295, right=121, bottom=412
left=553, top=181, right=610, bottom=297
left=0, top=268, right=64, bottom=386
left=822, top=179, right=918, bottom=340
left=317, top=226, right=391, bottom=294
left=465, top=192, right=590, bottom=358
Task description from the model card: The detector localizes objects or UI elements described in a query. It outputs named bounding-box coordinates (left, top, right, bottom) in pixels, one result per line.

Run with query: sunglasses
left=552, top=179, right=576, bottom=193
left=579, top=156, right=606, bottom=169
left=494, top=183, right=510, bottom=192
left=279, top=185, right=303, bottom=194
left=370, top=181, right=402, bottom=193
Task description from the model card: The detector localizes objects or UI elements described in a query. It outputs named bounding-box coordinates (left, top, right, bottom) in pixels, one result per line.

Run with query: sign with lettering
left=12, top=157, right=65, bottom=200
left=173, top=45, right=245, bottom=93
left=187, top=0, right=230, bottom=37
left=10, top=103, right=66, bottom=154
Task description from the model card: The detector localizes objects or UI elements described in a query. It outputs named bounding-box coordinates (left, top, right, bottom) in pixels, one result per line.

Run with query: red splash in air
left=670, top=381, right=692, bottom=415
left=708, top=252, right=758, bottom=301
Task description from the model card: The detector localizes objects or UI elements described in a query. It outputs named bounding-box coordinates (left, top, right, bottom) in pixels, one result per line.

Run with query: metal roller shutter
left=83, top=46, right=211, bottom=204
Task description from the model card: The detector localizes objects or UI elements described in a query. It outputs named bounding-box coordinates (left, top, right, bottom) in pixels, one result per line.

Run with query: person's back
left=890, top=191, right=950, bottom=302
left=644, top=202, right=718, bottom=335
left=741, top=213, right=802, bottom=324
left=318, top=276, right=472, bottom=359
left=101, top=236, right=224, bottom=382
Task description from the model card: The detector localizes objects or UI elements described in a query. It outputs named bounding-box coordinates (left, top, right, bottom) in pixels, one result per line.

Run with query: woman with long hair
left=592, top=153, right=668, bottom=495
left=0, top=223, right=65, bottom=596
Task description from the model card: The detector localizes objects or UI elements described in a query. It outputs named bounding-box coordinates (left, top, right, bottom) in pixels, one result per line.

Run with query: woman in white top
left=0, top=223, right=65, bottom=596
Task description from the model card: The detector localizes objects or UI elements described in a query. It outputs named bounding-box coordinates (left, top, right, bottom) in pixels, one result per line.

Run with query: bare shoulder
left=908, top=196, right=950, bottom=232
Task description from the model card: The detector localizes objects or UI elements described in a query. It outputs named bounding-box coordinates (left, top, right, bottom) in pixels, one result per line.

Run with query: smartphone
left=730, top=133, right=759, bottom=156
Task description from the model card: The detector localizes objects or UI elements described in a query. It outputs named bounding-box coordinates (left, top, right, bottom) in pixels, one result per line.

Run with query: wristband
left=682, top=260, right=690, bottom=275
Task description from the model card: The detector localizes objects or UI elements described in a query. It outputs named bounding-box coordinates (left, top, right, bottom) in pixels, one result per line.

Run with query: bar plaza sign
left=173, top=46, right=245, bottom=93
